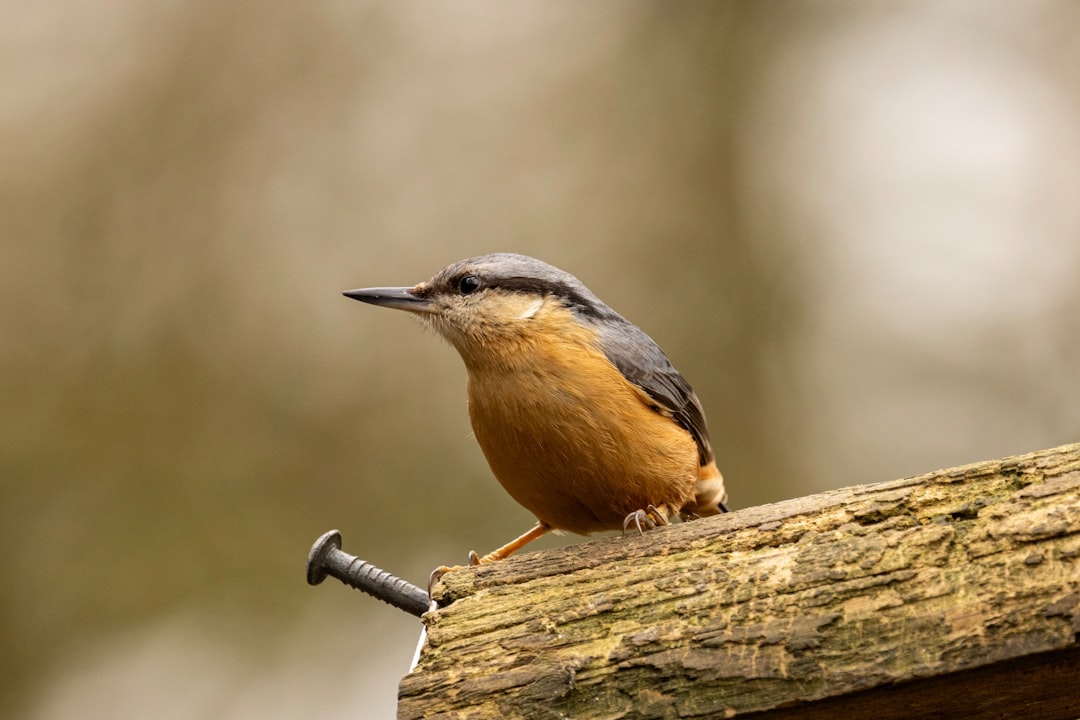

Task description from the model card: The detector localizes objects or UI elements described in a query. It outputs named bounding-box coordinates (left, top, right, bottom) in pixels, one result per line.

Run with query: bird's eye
left=457, top=275, right=482, bottom=295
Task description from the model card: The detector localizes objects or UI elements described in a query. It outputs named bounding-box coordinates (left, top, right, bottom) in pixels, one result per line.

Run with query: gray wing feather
left=594, top=319, right=714, bottom=465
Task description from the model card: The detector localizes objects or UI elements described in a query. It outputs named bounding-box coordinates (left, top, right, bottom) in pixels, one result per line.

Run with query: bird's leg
left=429, top=521, right=550, bottom=594
left=622, top=504, right=671, bottom=536
left=468, top=521, right=550, bottom=565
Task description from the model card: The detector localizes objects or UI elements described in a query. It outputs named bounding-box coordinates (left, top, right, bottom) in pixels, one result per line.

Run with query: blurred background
left=3, top=1, right=1078, bottom=718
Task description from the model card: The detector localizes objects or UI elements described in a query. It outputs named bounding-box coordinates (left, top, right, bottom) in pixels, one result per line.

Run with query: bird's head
left=344, top=253, right=616, bottom=362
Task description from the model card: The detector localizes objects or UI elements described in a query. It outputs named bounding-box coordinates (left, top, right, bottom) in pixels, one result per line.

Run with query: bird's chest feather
left=467, top=340, right=637, bottom=463
left=463, top=338, right=698, bottom=532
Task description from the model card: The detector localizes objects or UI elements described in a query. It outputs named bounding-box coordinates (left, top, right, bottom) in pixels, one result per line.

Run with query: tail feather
left=683, top=461, right=728, bottom=517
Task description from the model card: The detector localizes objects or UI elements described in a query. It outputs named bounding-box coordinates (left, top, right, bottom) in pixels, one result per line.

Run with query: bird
left=343, top=253, right=727, bottom=568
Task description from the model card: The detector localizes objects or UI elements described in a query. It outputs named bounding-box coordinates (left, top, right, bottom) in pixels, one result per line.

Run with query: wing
left=594, top=319, right=714, bottom=466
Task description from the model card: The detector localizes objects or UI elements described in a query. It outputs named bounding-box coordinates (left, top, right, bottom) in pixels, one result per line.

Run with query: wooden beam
left=399, top=443, right=1080, bottom=719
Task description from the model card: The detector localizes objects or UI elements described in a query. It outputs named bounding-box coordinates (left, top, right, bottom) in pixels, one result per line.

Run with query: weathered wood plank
left=399, top=443, right=1080, bottom=719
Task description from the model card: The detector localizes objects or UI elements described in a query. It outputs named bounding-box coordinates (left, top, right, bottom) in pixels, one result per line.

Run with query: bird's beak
left=342, top=286, right=437, bottom=314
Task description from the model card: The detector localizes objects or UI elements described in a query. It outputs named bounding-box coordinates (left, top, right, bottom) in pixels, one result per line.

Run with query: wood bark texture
left=398, top=443, right=1080, bottom=719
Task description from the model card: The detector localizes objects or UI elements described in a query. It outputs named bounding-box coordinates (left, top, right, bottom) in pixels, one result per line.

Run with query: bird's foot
left=427, top=548, right=497, bottom=595
left=622, top=505, right=670, bottom=536
left=429, top=522, right=552, bottom=595
left=428, top=564, right=463, bottom=595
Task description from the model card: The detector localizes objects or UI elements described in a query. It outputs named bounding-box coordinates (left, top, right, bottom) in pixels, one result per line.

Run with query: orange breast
left=463, top=313, right=700, bottom=535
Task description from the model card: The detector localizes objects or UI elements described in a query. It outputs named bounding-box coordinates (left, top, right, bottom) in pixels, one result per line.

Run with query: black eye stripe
left=441, top=272, right=610, bottom=321
left=492, top=278, right=611, bottom=320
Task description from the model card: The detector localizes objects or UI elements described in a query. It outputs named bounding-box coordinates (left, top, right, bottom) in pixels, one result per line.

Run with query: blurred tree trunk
left=400, top=444, right=1080, bottom=719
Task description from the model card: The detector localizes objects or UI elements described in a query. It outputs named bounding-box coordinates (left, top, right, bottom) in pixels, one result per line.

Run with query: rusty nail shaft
left=306, top=529, right=431, bottom=618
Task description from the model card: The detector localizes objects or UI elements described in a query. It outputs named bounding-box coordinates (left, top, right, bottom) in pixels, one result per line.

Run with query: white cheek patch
left=518, top=297, right=545, bottom=319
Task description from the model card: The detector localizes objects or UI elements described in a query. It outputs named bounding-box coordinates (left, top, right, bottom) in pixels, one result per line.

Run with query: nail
left=306, top=529, right=431, bottom=618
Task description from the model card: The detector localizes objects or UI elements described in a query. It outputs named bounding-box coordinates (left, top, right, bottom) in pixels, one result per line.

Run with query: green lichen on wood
left=400, top=444, right=1080, bottom=719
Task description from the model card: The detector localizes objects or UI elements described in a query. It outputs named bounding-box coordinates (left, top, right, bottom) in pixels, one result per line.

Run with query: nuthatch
left=344, top=253, right=727, bottom=567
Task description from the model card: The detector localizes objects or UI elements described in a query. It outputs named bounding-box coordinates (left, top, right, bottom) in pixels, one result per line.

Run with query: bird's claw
left=428, top=549, right=487, bottom=595
left=622, top=505, right=669, bottom=536
left=427, top=565, right=461, bottom=596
